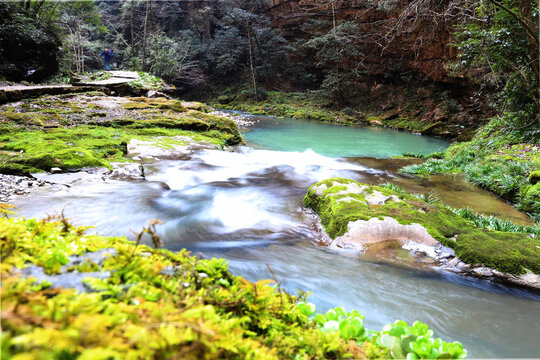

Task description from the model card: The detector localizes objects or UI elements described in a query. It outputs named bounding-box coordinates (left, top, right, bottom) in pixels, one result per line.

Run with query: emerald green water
left=242, top=115, right=450, bottom=157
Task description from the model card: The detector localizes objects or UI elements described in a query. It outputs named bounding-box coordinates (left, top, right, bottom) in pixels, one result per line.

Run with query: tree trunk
left=130, top=0, right=135, bottom=60
left=519, top=0, right=539, bottom=89
left=79, top=30, right=84, bottom=73
left=142, top=0, right=150, bottom=71
left=247, top=27, right=258, bottom=101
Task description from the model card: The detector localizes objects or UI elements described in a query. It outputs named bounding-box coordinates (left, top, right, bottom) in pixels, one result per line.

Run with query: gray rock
left=20, top=265, right=111, bottom=293
left=110, top=162, right=145, bottom=180
left=17, top=248, right=117, bottom=293
left=50, top=167, right=62, bottom=173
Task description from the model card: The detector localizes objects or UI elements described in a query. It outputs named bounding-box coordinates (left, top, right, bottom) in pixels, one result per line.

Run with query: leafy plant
left=311, top=307, right=369, bottom=342
left=411, top=192, right=440, bottom=204
left=298, top=302, right=467, bottom=360
left=375, top=320, right=467, bottom=359
left=0, top=203, right=17, bottom=217
left=379, top=182, right=405, bottom=194
left=447, top=206, right=539, bottom=236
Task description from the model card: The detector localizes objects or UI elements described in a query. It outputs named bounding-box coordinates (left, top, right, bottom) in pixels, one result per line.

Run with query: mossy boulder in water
left=303, top=178, right=540, bottom=285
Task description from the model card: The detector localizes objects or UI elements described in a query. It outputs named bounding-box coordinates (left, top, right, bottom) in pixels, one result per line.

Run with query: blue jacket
left=100, top=50, right=114, bottom=61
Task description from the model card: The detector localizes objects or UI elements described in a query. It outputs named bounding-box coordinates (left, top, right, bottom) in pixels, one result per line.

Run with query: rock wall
left=269, top=0, right=459, bottom=84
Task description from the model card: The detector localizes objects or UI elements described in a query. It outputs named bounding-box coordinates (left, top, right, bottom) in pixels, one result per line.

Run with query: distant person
left=99, top=48, right=114, bottom=71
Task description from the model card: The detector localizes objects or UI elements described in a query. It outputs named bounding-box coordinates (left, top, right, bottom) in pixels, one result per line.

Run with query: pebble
left=0, top=174, right=47, bottom=203
left=212, top=110, right=255, bottom=128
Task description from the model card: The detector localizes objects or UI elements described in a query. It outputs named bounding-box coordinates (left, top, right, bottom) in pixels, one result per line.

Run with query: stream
left=14, top=113, right=540, bottom=358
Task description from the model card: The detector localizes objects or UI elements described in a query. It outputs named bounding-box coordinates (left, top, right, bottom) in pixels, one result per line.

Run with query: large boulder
left=303, top=178, right=540, bottom=288
left=0, top=3, right=60, bottom=82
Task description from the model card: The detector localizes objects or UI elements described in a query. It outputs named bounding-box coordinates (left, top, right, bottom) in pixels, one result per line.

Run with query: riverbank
left=0, top=92, right=242, bottom=175
left=1, top=208, right=471, bottom=359
left=400, top=116, right=540, bottom=222
left=206, top=89, right=538, bottom=223
left=205, top=85, right=488, bottom=141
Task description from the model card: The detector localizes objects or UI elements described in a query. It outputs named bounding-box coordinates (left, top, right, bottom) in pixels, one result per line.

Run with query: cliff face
left=269, top=0, right=459, bottom=84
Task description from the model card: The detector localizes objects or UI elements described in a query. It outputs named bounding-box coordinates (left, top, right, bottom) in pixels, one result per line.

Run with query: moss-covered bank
left=0, top=212, right=468, bottom=359
left=303, top=178, right=540, bottom=276
left=400, top=117, right=539, bottom=221
left=0, top=93, right=242, bottom=174
left=206, top=85, right=485, bottom=140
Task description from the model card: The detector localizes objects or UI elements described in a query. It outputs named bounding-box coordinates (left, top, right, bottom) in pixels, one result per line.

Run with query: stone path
left=0, top=71, right=141, bottom=104
left=74, top=71, right=140, bottom=86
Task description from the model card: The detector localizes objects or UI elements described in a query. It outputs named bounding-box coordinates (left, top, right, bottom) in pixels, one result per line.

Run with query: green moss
left=1, top=215, right=392, bottom=359
left=0, top=119, right=243, bottom=174
left=122, top=102, right=156, bottom=110
left=529, top=170, right=540, bottom=184
left=402, top=135, right=539, bottom=220
left=2, top=111, right=46, bottom=126
left=0, top=94, right=244, bottom=174
left=304, top=178, right=540, bottom=275
left=182, top=101, right=211, bottom=112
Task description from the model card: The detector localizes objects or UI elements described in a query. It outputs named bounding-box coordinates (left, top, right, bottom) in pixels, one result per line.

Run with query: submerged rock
left=303, top=178, right=540, bottom=289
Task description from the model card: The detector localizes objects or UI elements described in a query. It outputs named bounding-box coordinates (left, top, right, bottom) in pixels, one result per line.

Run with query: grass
left=446, top=206, right=540, bottom=236
left=379, top=182, right=406, bottom=194
left=400, top=122, right=540, bottom=221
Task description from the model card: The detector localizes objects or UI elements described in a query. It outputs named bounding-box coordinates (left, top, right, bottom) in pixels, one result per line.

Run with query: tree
left=147, top=30, right=207, bottom=89
left=304, top=21, right=363, bottom=105
left=452, top=0, right=539, bottom=132
left=217, top=0, right=288, bottom=98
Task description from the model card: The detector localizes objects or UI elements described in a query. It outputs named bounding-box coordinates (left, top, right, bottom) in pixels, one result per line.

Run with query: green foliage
left=298, top=302, right=466, bottom=360
left=379, top=182, right=405, bottom=194
left=376, top=320, right=467, bottom=359
left=401, top=152, right=445, bottom=160
left=127, top=72, right=166, bottom=90
left=304, top=21, right=363, bottom=105
left=411, top=192, right=440, bottom=204
left=312, top=307, right=369, bottom=342
left=401, top=121, right=540, bottom=219
left=451, top=0, right=539, bottom=136
left=145, top=31, right=207, bottom=88
left=1, top=215, right=393, bottom=359
left=446, top=206, right=540, bottom=236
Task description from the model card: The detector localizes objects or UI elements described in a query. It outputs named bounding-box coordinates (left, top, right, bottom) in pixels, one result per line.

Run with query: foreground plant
left=1, top=215, right=469, bottom=359
left=297, top=303, right=467, bottom=359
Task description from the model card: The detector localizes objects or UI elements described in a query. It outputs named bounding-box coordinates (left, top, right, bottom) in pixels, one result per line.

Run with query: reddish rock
left=269, top=0, right=461, bottom=84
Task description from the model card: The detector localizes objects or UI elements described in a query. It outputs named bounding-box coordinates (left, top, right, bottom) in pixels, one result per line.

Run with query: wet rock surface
left=18, top=248, right=116, bottom=293
left=212, top=110, right=255, bottom=129
left=0, top=174, right=48, bottom=203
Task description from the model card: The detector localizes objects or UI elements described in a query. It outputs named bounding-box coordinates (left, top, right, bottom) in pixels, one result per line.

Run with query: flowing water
left=14, top=113, right=540, bottom=358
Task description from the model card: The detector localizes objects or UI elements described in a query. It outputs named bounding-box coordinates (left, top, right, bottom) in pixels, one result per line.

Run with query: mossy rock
left=2, top=111, right=47, bottom=126
left=0, top=94, right=243, bottom=174
left=182, top=101, right=211, bottom=112
left=304, top=178, right=540, bottom=275
left=529, top=170, right=540, bottom=185
left=125, top=97, right=187, bottom=113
